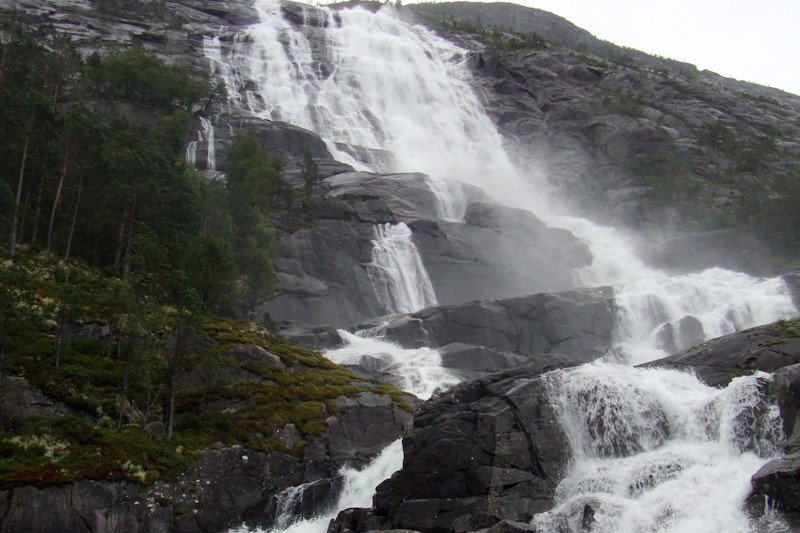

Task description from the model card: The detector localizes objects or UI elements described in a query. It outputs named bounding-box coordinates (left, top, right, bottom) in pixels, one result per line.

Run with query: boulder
left=748, top=363, right=800, bottom=522
left=356, top=288, right=616, bottom=361
left=750, top=454, right=800, bottom=514
left=654, top=315, right=705, bottom=354
left=363, top=363, right=575, bottom=533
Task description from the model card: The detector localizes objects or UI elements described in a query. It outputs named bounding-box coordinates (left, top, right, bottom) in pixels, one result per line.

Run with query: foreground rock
left=749, top=363, right=800, bottom=520
left=330, top=363, right=574, bottom=533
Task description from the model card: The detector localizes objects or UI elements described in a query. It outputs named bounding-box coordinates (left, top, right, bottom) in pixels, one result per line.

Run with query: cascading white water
left=537, top=363, right=788, bottom=532
left=185, top=139, right=198, bottom=167
left=200, top=116, right=217, bottom=171
left=184, top=116, right=217, bottom=171
left=367, top=222, right=437, bottom=315
left=228, top=440, right=404, bottom=533
left=210, top=2, right=799, bottom=532
left=326, top=331, right=459, bottom=400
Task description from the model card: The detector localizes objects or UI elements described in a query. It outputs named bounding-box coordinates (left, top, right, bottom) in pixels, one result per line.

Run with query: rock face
left=645, top=317, right=800, bottom=387
left=0, top=480, right=170, bottom=533
left=458, top=39, right=800, bottom=242
left=265, top=172, right=593, bottom=330
left=330, top=363, right=573, bottom=533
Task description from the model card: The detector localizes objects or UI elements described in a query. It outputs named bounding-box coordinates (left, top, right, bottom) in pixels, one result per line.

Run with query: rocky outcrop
left=0, top=360, right=412, bottom=533
left=645, top=317, right=800, bottom=387
left=330, top=363, right=574, bottom=533
left=0, top=480, right=170, bottom=533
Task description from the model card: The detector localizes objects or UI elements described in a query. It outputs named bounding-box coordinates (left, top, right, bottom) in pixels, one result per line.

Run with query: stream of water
left=212, top=2, right=798, bottom=532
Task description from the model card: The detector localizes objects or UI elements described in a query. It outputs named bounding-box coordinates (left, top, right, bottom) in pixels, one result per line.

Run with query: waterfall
left=208, top=2, right=798, bottom=532
left=367, top=222, right=437, bottom=315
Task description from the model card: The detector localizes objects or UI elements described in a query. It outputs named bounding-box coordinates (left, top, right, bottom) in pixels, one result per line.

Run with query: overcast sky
left=499, top=0, right=800, bottom=96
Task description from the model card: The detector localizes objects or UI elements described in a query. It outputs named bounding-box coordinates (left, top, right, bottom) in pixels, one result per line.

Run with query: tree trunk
left=113, top=199, right=131, bottom=271
left=51, top=77, right=60, bottom=113
left=17, top=186, right=31, bottom=248
left=122, top=195, right=137, bottom=281
left=118, top=344, right=131, bottom=429
left=10, top=135, right=30, bottom=259
left=45, top=147, right=69, bottom=263
left=167, top=372, right=176, bottom=440
left=30, top=172, right=45, bottom=246
left=64, top=174, right=83, bottom=263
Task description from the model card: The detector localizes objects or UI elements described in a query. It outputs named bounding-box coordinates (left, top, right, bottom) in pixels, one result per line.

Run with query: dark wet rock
left=265, top=174, right=593, bottom=330
left=363, top=363, right=573, bottom=533
left=412, top=203, right=591, bottom=306
left=748, top=363, right=800, bottom=523
left=750, top=453, right=800, bottom=515
left=437, top=344, right=529, bottom=381
left=0, top=480, right=170, bottom=533
left=357, top=288, right=616, bottom=361
left=773, top=364, right=800, bottom=454
left=645, top=317, right=800, bottom=387
left=485, top=519, right=538, bottom=533
left=327, top=507, right=392, bottom=533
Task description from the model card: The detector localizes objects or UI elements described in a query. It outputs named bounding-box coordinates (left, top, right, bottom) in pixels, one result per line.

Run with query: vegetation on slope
left=0, top=244, right=414, bottom=491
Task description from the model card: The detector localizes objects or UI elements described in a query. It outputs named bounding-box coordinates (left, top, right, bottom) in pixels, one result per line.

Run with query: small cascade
left=326, top=331, right=459, bottom=400
left=425, top=176, right=468, bottom=222
left=228, top=441, right=404, bottom=533
left=538, top=363, right=785, bottom=533
left=367, top=222, right=437, bottom=315
left=555, top=214, right=797, bottom=365
left=272, top=482, right=316, bottom=530
left=185, top=139, right=198, bottom=167
left=184, top=117, right=218, bottom=172
left=200, top=117, right=217, bottom=171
